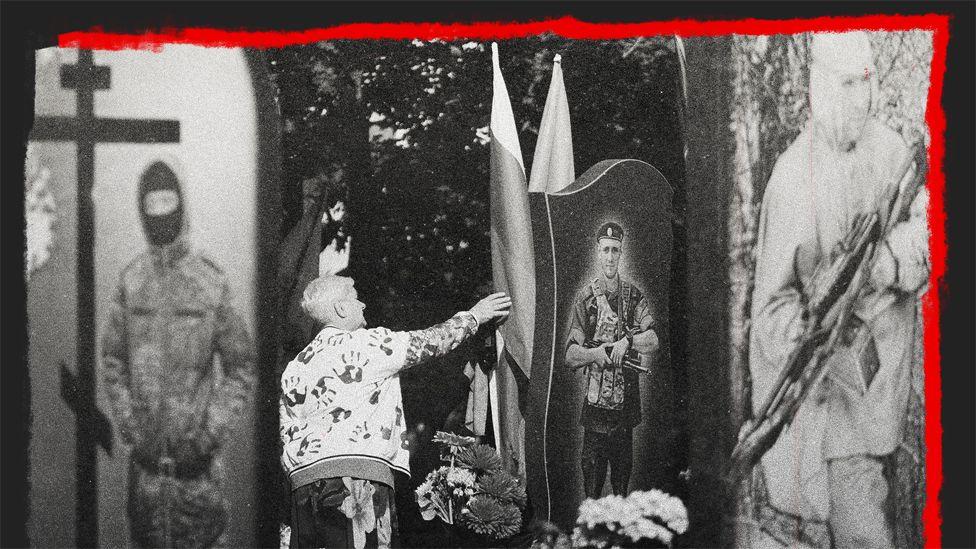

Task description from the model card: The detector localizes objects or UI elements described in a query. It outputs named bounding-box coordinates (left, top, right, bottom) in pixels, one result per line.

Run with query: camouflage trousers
left=127, top=459, right=228, bottom=548
left=746, top=455, right=892, bottom=549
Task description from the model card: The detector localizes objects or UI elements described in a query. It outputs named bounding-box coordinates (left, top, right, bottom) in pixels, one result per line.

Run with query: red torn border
left=58, top=13, right=950, bottom=548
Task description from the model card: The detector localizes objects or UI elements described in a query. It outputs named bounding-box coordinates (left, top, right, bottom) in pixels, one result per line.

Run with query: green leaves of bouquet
left=460, top=495, right=523, bottom=539
left=417, top=431, right=527, bottom=541
left=456, top=444, right=502, bottom=474
left=477, top=471, right=526, bottom=507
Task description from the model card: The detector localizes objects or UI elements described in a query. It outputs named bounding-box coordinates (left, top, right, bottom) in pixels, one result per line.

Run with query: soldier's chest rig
left=584, top=278, right=637, bottom=410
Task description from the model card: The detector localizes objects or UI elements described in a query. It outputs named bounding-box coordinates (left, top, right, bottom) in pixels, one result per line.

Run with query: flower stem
left=449, top=455, right=455, bottom=524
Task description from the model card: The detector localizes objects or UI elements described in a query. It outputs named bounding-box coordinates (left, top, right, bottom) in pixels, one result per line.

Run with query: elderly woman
left=279, top=275, right=510, bottom=548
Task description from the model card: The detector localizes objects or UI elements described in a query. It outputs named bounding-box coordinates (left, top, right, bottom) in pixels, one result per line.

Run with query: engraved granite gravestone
left=525, top=159, right=674, bottom=528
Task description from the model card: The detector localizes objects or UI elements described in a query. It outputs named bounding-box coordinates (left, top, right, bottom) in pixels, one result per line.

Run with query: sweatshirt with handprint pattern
left=280, top=311, right=479, bottom=490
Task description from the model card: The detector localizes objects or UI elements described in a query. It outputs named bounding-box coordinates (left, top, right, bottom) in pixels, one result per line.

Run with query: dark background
left=3, top=3, right=973, bottom=549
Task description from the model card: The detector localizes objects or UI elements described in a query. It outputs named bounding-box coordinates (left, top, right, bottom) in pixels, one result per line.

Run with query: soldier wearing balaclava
left=747, top=32, right=929, bottom=548
left=101, top=159, right=255, bottom=548
left=139, top=160, right=185, bottom=247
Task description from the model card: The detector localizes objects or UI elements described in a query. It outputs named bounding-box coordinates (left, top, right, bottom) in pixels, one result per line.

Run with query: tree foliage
left=268, top=36, right=682, bottom=326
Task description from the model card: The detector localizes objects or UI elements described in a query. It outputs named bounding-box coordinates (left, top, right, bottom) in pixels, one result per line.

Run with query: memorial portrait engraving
left=526, top=159, right=674, bottom=529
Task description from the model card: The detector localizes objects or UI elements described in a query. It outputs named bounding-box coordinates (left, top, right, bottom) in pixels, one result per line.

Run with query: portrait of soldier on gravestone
left=101, top=159, right=256, bottom=548
left=526, top=159, right=674, bottom=529
left=563, top=221, right=659, bottom=498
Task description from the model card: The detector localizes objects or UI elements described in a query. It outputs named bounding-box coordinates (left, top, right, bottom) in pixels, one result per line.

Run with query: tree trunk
left=679, top=35, right=735, bottom=549
left=337, top=64, right=375, bottom=295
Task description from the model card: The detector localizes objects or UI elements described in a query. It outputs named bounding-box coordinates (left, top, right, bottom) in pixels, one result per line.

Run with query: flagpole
left=489, top=331, right=503, bottom=454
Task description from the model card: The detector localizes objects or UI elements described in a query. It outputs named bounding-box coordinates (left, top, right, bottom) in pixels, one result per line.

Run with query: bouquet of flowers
left=571, top=490, right=688, bottom=548
left=415, top=431, right=526, bottom=541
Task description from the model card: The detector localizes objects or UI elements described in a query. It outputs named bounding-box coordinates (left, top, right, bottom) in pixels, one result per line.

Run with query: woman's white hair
left=300, top=275, right=354, bottom=321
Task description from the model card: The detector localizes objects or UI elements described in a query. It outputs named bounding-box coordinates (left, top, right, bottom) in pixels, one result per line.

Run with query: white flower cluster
left=619, top=518, right=675, bottom=546
left=577, top=496, right=639, bottom=530
left=279, top=523, right=291, bottom=549
left=627, top=489, right=689, bottom=535
left=445, top=466, right=477, bottom=498
left=25, top=144, right=57, bottom=282
left=445, top=466, right=476, bottom=488
left=573, top=489, right=688, bottom=548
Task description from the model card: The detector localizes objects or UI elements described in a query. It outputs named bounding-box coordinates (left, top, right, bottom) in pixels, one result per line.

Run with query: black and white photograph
left=525, top=159, right=674, bottom=531
left=4, top=3, right=974, bottom=549
left=25, top=45, right=278, bottom=548
left=725, top=30, right=933, bottom=549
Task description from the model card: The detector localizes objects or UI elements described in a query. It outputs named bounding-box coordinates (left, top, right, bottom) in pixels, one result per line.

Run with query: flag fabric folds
left=488, top=42, right=536, bottom=377
left=475, top=45, right=576, bottom=479
left=528, top=54, right=575, bottom=194
left=480, top=42, right=538, bottom=476
left=463, top=360, right=491, bottom=436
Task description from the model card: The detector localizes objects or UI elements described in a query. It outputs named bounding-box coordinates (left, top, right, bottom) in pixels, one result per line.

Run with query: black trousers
left=289, top=477, right=398, bottom=549
left=581, top=427, right=634, bottom=499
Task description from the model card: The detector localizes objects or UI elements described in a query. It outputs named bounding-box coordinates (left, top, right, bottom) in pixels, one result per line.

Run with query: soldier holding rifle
left=744, top=32, right=930, bottom=549
left=565, top=222, right=659, bottom=499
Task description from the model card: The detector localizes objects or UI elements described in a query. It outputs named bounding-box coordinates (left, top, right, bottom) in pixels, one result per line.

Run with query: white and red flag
left=529, top=53, right=575, bottom=194
left=479, top=42, right=537, bottom=476
left=475, top=45, right=576, bottom=478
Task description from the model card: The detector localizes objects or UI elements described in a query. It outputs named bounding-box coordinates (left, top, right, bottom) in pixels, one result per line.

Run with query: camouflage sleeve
left=564, top=291, right=599, bottom=369
left=402, top=312, right=479, bottom=370
left=632, top=290, right=655, bottom=332
left=101, top=284, right=140, bottom=446
left=630, top=293, right=659, bottom=355
left=567, top=290, right=590, bottom=349
left=205, top=281, right=256, bottom=447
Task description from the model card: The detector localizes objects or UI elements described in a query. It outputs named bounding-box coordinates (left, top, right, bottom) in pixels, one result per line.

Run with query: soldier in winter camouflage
left=747, top=32, right=930, bottom=549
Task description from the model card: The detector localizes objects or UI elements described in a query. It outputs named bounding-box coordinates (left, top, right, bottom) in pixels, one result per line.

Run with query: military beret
left=596, top=222, right=624, bottom=242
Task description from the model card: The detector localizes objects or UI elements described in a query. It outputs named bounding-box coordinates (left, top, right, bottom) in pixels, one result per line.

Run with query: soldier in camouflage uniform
left=747, top=33, right=929, bottom=549
left=564, top=222, right=659, bottom=498
left=102, top=160, right=255, bottom=548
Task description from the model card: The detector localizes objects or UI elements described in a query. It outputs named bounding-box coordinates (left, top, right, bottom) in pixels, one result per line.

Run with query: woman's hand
left=468, top=292, right=512, bottom=326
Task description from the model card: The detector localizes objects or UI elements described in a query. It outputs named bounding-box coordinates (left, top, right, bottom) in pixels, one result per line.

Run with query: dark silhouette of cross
left=29, top=49, right=180, bottom=548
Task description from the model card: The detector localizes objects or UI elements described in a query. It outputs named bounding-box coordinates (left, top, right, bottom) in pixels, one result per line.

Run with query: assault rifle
left=582, top=339, right=651, bottom=374
left=728, top=142, right=928, bottom=484
left=568, top=336, right=652, bottom=374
